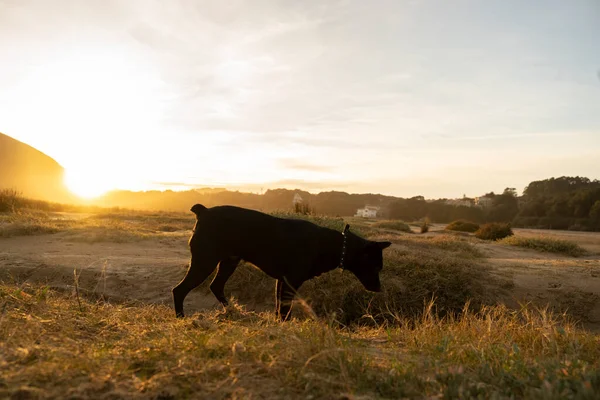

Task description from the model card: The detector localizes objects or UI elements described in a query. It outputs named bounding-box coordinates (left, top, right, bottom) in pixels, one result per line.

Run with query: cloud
left=234, top=178, right=357, bottom=193
left=2, top=0, right=599, bottom=199
left=277, top=158, right=333, bottom=173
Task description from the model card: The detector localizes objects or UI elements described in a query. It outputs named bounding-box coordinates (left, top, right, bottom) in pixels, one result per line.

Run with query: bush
left=0, top=188, right=23, bottom=213
left=475, top=223, right=514, bottom=241
left=293, top=202, right=314, bottom=215
left=445, top=220, right=480, bottom=233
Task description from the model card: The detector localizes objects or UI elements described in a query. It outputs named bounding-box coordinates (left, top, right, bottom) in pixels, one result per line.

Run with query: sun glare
left=2, top=47, right=167, bottom=197
left=65, top=169, right=115, bottom=199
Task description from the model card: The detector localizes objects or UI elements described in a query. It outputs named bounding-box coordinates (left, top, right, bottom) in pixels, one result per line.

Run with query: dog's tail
left=190, top=203, right=207, bottom=216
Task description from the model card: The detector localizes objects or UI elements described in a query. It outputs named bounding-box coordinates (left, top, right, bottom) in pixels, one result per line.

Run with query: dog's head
left=342, top=226, right=391, bottom=292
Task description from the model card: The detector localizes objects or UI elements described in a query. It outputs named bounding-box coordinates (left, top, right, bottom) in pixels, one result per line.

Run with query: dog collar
left=339, top=224, right=349, bottom=269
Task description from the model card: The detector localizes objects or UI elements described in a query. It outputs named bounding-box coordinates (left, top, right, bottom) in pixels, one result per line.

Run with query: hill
left=0, top=132, right=74, bottom=203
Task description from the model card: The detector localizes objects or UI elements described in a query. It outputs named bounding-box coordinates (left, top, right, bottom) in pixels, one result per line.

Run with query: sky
left=0, top=0, right=599, bottom=198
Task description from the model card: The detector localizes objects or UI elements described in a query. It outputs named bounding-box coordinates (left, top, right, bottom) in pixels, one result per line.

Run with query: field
left=1, top=210, right=600, bottom=399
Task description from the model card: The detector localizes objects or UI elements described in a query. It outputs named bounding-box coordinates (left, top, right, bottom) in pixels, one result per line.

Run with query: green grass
left=501, top=236, right=588, bottom=257
left=1, top=283, right=598, bottom=399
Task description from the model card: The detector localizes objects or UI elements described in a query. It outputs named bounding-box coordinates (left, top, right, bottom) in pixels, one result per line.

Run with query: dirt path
left=474, top=235, right=600, bottom=330
left=0, top=233, right=220, bottom=312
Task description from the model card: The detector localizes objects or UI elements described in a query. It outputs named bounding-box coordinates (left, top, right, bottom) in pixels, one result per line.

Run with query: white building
left=355, top=205, right=380, bottom=218
left=474, top=196, right=494, bottom=208
left=445, top=198, right=474, bottom=207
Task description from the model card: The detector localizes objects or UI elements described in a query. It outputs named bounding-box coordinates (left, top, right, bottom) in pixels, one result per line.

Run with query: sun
left=5, top=47, right=166, bottom=198
left=65, top=169, right=114, bottom=199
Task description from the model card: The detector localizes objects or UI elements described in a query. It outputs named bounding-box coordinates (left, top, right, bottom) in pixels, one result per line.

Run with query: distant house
left=474, top=196, right=494, bottom=208
left=445, top=198, right=474, bottom=207
left=355, top=205, right=380, bottom=218
left=292, top=193, right=304, bottom=206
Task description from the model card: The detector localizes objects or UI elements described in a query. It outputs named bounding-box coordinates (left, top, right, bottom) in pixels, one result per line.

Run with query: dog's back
left=191, top=205, right=333, bottom=278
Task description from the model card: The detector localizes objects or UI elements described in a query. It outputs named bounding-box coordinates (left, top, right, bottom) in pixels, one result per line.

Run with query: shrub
left=475, top=222, right=514, bottom=241
left=293, top=202, right=314, bottom=215
left=0, top=188, right=23, bottom=213
left=502, top=236, right=587, bottom=257
left=420, top=218, right=429, bottom=233
left=445, top=220, right=480, bottom=233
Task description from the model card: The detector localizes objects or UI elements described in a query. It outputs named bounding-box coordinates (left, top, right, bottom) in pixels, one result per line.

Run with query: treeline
left=386, top=189, right=519, bottom=224
left=88, top=176, right=599, bottom=231
left=514, top=176, right=600, bottom=231
left=6, top=175, right=596, bottom=232
left=92, top=188, right=398, bottom=217
left=386, top=177, right=600, bottom=231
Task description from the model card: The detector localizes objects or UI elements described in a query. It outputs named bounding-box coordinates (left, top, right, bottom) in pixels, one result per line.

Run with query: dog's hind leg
left=210, top=256, right=241, bottom=306
left=173, top=254, right=219, bottom=318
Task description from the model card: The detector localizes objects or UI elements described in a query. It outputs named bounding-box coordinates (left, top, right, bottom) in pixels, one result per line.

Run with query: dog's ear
left=190, top=204, right=207, bottom=216
left=376, top=241, right=392, bottom=250
left=343, top=224, right=350, bottom=234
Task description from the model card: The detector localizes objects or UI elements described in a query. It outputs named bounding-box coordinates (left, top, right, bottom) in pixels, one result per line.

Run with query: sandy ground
left=476, top=234, right=600, bottom=330
left=0, top=232, right=210, bottom=309
left=1, top=226, right=599, bottom=330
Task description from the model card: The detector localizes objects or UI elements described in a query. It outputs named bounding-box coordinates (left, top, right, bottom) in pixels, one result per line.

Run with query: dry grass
left=1, top=283, right=599, bottom=399
left=378, top=233, right=484, bottom=259
left=0, top=210, right=192, bottom=242
left=0, top=212, right=63, bottom=237
left=502, top=236, right=588, bottom=257
left=372, top=220, right=412, bottom=233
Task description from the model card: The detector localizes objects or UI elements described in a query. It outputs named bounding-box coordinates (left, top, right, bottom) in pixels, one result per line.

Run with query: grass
left=0, top=212, right=63, bottom=237
left=501, top=236, right=588, bottom=257
left=372, top=220, right=412, bottom=233
left=1, top=283, right=599, bottom=399
left=0, top=210, right=192, bottom=242
left=374, top=233, right=484, bottom=259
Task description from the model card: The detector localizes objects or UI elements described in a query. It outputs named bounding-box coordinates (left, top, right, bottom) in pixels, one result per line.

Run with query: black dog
left=173, top=204, right=391, bottom=320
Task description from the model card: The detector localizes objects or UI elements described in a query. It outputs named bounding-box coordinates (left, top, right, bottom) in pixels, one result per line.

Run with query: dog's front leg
left=274, top=279, right=283, bottom=317
left=277, top=279, right=301, bottom=322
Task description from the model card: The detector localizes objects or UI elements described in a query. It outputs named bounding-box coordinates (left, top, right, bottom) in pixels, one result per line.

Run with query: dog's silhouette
left=173, top=204, right=391, bottom=320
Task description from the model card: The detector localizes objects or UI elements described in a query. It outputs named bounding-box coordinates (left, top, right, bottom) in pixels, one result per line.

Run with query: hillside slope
left=0, top=132, right=74, bottom=202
